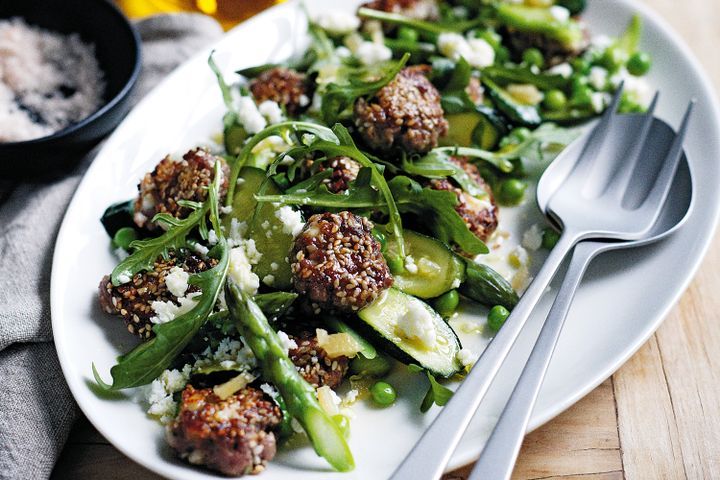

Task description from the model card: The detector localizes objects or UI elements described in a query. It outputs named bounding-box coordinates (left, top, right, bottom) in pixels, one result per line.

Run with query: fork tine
left=638, top=100, right=695, bottom=218
left=605, top=91, right=660, bottom=197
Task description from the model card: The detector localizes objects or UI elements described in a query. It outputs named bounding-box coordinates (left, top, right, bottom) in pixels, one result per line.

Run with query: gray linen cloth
left=0, top=14, right=222, bottom=480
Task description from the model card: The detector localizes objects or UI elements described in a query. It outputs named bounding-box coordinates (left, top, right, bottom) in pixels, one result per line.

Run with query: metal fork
left=390, top=87, right=695, bottom=480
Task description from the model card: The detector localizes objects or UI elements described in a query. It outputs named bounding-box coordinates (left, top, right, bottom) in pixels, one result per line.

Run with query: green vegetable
left=442, top=109, right=506, bottom=150
left=112, top=227, right=138, bottom=250
left=570, top=85, right=593, bottom=108
left=386, top=254, right=405, bottom=274
left=397, top=26, right=419, bottom=42
left=253, top=292, right=298, bottom=320
left=101, top=199, right=135, bottom=238
left=434, top=290, right=460, bottom=318
left=544, top=89, right=568, bottom=111
left=357, top=288, right=462, bottom=378
left=482, top=65, right=568, bottom=91
left=226, top=283, right=354, bottom=472
left=482, top=77, right=542, bottom=127
left=495, top=4, right=586, bottom=50
left=487, top=305, right=510, bottom=332
left=542, top=227, right=560, bottom=249
left=627, top=51, right=652, bottom=76
left=333, top=415, right=351, bottom=438
left=94, top=164, right=230, bottom=390
left=370, top=381, right=397, bottom=406
left=522, top=48, right=545, bottom=68
left=357, top=7, right=482, bottom=37
left=324, top=316, right=378, bottom=360
left=350, top=354, right=393, bottom=377
left=556, top=0, right=587, bottom=15
left=459, top=261, right=518, bottom=310
left=497, top=178, right=527, bottom=205
left=420, top=371, right=454, bottom=413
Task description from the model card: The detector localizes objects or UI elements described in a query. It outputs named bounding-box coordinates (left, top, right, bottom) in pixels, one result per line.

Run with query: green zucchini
left=442, top=105, right=507, bottom=150
left=459, top=261, right=519, bottom=310
left=100, top=199, right=135, bottom=238
left=496, top=4, right=586, bottom=51
left=482, top=77, right=542, bottom=127
left=222, top=167, right=298, bottom=290
left=224, top=122, right=248, bottom=156
left=384, top=230, right=466, bottom=299
left=357, top=288, right=462, bottom=378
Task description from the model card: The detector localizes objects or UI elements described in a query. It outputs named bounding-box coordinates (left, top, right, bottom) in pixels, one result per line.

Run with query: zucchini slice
left=357, top=288, right=462, bottom=378
left=384, top=230, right=465, bottom=299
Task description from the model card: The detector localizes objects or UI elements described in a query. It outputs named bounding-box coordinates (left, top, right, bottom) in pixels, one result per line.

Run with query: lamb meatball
left=166, top=385, right=282, bottom=476
left=361, top=0, right=439, bottom=22
left=134, top=148, right=229, bottom=231
left=98, top=252, right=215, bottom=340
left=429, top=157, right=499, bottom=243
left=288, top=330, right=350, bottom=389
left=354, top=65, right=448, bottom=154
left=249, top=67, right=311, bottom=116
left=291, top=211, right=393, bottom=312
left=320, top=156, right=361, bottom=193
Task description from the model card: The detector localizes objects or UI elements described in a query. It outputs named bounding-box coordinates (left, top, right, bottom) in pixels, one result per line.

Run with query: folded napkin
left=0, top=13, right=223, bottom=480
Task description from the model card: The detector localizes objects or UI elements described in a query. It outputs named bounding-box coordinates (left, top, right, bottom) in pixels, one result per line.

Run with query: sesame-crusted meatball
left=98, top=253, right=216, bottom=340
left=134, top=148, right=229, bottom=231
left=354, top=66, right=448, bottom=154
left=288, top=331, right=350, bottom=389
left=249, top=67, right=311, bottom=116
left=291, top=211, right=393, bottom=312
left=166, top=385, right=282, bottom=476
left=361, top=0, right=439, bottom=22
left=429, top=157, right=498, bottom=243
left=319, top=156, right=361, bottom=193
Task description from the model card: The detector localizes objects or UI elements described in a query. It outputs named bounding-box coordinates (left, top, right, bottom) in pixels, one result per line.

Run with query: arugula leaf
left=402, top=151, right=492, bottom=198
left=357, top=7, right=482, bottom=37
left=420, top=372, right=454, bottom=412
left=440, top=57, right=476, bottom=114
left=482, top=65, right=568, bottom=91
left=95, top=163, right=230, bottom=390
left=208, top=51, right=234, bottom=112
left=321, top=54, right=410, bottom=124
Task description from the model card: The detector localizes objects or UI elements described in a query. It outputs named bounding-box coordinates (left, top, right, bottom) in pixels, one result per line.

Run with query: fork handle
left=468, top=241, right=602, bottom=480
left=389, top=229, right=582, bottom=480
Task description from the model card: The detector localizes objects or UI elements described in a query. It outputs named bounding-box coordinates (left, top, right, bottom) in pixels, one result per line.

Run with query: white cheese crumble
left=588, top=66, right=608, bottom=90
left=262, top=274, right=275, bottom=286
left=591, top=92, right=609, bottom=113
left=547, top=62, right=573, bottom=78
left=192, top=242, right=209, bottom=256
left=207, top=229, right=218, bottom=245
left=114, top=247, right=129, bottom=261
left=275, top=205, right=304, bottom=237
left=194, top=337, right=258, bottom=373
left=116, top=273, right=131, bottom=285
left=235, top=96, right=267, bottom=134
left=549, top=5, right=570, bottom=23
left=355, top=41, right=393, bottom=66
left=314, top=10, right=360, bottom=35
left=404, top=255, right=418, bottom=274
left=277, top=330, right=298, bottom=354
left=344, top=389, right=359, bottom=405
left=144, top=367, right=191, bottom=424
left=260, top=382, right=279, bottom=400
left=229, top=218, right=248, bottom=245
left=396, top=301, right=436, bottom=348
left=150, top=291, right=201, bottom=324
left=521, top=224, right=543, bottom=251
left=508, top=245, right=529, bottom=269
left=457, top=348, right=479, bottom=368
left=220, top=205, right=233, bottom=215
left=228, top=246, right=260, bottom=294
left=270, top=262, right=279, bottom=271
left=437, top=33, right=495, bottom=68
left=165, top=266, right=190, bottom=298
left=258, top=100, right=284, bottom=124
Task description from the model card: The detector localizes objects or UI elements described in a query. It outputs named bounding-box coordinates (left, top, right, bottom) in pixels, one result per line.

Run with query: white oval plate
left=51, top=1, right=720, bottom=479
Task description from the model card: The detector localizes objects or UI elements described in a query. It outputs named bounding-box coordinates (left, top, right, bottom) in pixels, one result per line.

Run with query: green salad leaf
left=402, top=150, right=493, bottom=198
left=420, top=371, right=454, bottom=412
left=357, top=7, right=482, bottom=37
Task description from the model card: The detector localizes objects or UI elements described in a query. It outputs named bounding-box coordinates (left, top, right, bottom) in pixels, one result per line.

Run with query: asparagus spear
left=225, top=283, right=355, bottom=472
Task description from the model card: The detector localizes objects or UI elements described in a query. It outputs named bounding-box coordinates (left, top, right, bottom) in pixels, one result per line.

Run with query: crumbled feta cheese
left=270, top=262, right=279, bottom=271
left=207, top=229, right=218, bottom=245
left=396, top=301, right=436, bottom=348
left=314, top=11, right=360, bottom=35
left=548, top=62, right=573, bottom=78
left=588, top=66, right=608, bottom=90
left=116, top=273, right=131, bottom=285
left=144, top=367, right=190, bottom=424
left=260, top=383, right=279, bottom=400
left=228, top=246, right=260, bottom=294
left=220, top=205, right=233, bottom=215
left=508, top=245, right=529, bottom=269
left=335, top=46, right=351, bottom=58
left=549, top=5, right=570, bottom=23
left=299, top=94, right=310, bottom=107
left=591, top=34, right=613, bottom=50
left=344, top=389, right=359, bottom=404
left=165, top=266, right=190, bottom=297
left=275, top=205, right=304, bottom=237
left=114, top=248, right=129, bottom=261
left=355, top=41, right=392, bottom=66
left=620, top=72, right=654, bottom=107
left=404, top=255, right=418, bottom=274
left=192, top=242, right=209, bottom=256
left=521, top=224, right=543, bottom=251
left=437, top=33, right=495, bottom=68
left=244, top=239, right=262, bottom=264
left=591, top=92, right=609, bottom=113
left=262, top=274, right=275, bottom=286
left=457, top=348, right=479, bottom=368
left=150, top=291, right=201, bottom=324
left=235, top=96, right=267, bottom=134
left=277, top=330, right=298, bottom=354
left=229, top=218, right=248, bottom=244
left=258, top=100, right=284, bottom=124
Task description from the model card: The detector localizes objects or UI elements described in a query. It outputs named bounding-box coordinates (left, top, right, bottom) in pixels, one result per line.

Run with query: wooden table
left=52, top=1, right=720, bottom=478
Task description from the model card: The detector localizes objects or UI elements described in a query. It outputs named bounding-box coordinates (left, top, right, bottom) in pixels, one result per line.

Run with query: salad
left=92, top=0, right=652, bottom=476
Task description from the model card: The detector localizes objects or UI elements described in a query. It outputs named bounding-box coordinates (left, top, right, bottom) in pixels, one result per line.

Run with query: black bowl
left=0, top=0, right=141, bottom=178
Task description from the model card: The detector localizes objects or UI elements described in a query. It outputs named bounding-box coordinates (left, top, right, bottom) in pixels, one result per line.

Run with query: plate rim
left=50, top=0, right=720, bottom=477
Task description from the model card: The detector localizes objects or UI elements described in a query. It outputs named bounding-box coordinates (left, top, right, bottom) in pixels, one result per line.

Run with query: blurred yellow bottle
left=116, top=0, right=284, bottom=30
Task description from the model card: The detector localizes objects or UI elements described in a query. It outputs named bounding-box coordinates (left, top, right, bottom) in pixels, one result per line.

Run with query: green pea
left=508, top=127, right=532, bottom=143
left=544, top=89, right=567, bottom=111
left=601, top=45, right=629, bottom=71
left=397, top=26, right=419, bottom=43
left=522, top=48, right=545, bottom=68
left=112, top=227, right=138, bottom=250
left=350, top=354, right=392, bottom=377
left=487, top=305, right=510, bottom=333
left=386, top=254, right=405, bottom=274
left=571, top=57, right=590, bottom=75
left=571, top=85, right=593, bottom=107
left=571, top=74, right=589, bottom=90
left=434, top=289, right=460, bottom=318
left=627, top=51, right=652, bottom=76
left=370, top=381, right=397, bottom=406
left=332, top=414, right=351, bottom=439
left=541, top=227, right=560, bottom=249
left=497, top=178, right=527, bottom=205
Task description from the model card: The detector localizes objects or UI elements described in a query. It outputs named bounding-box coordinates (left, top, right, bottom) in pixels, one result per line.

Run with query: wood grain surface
left=52, top=1, right=720, bottom=478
